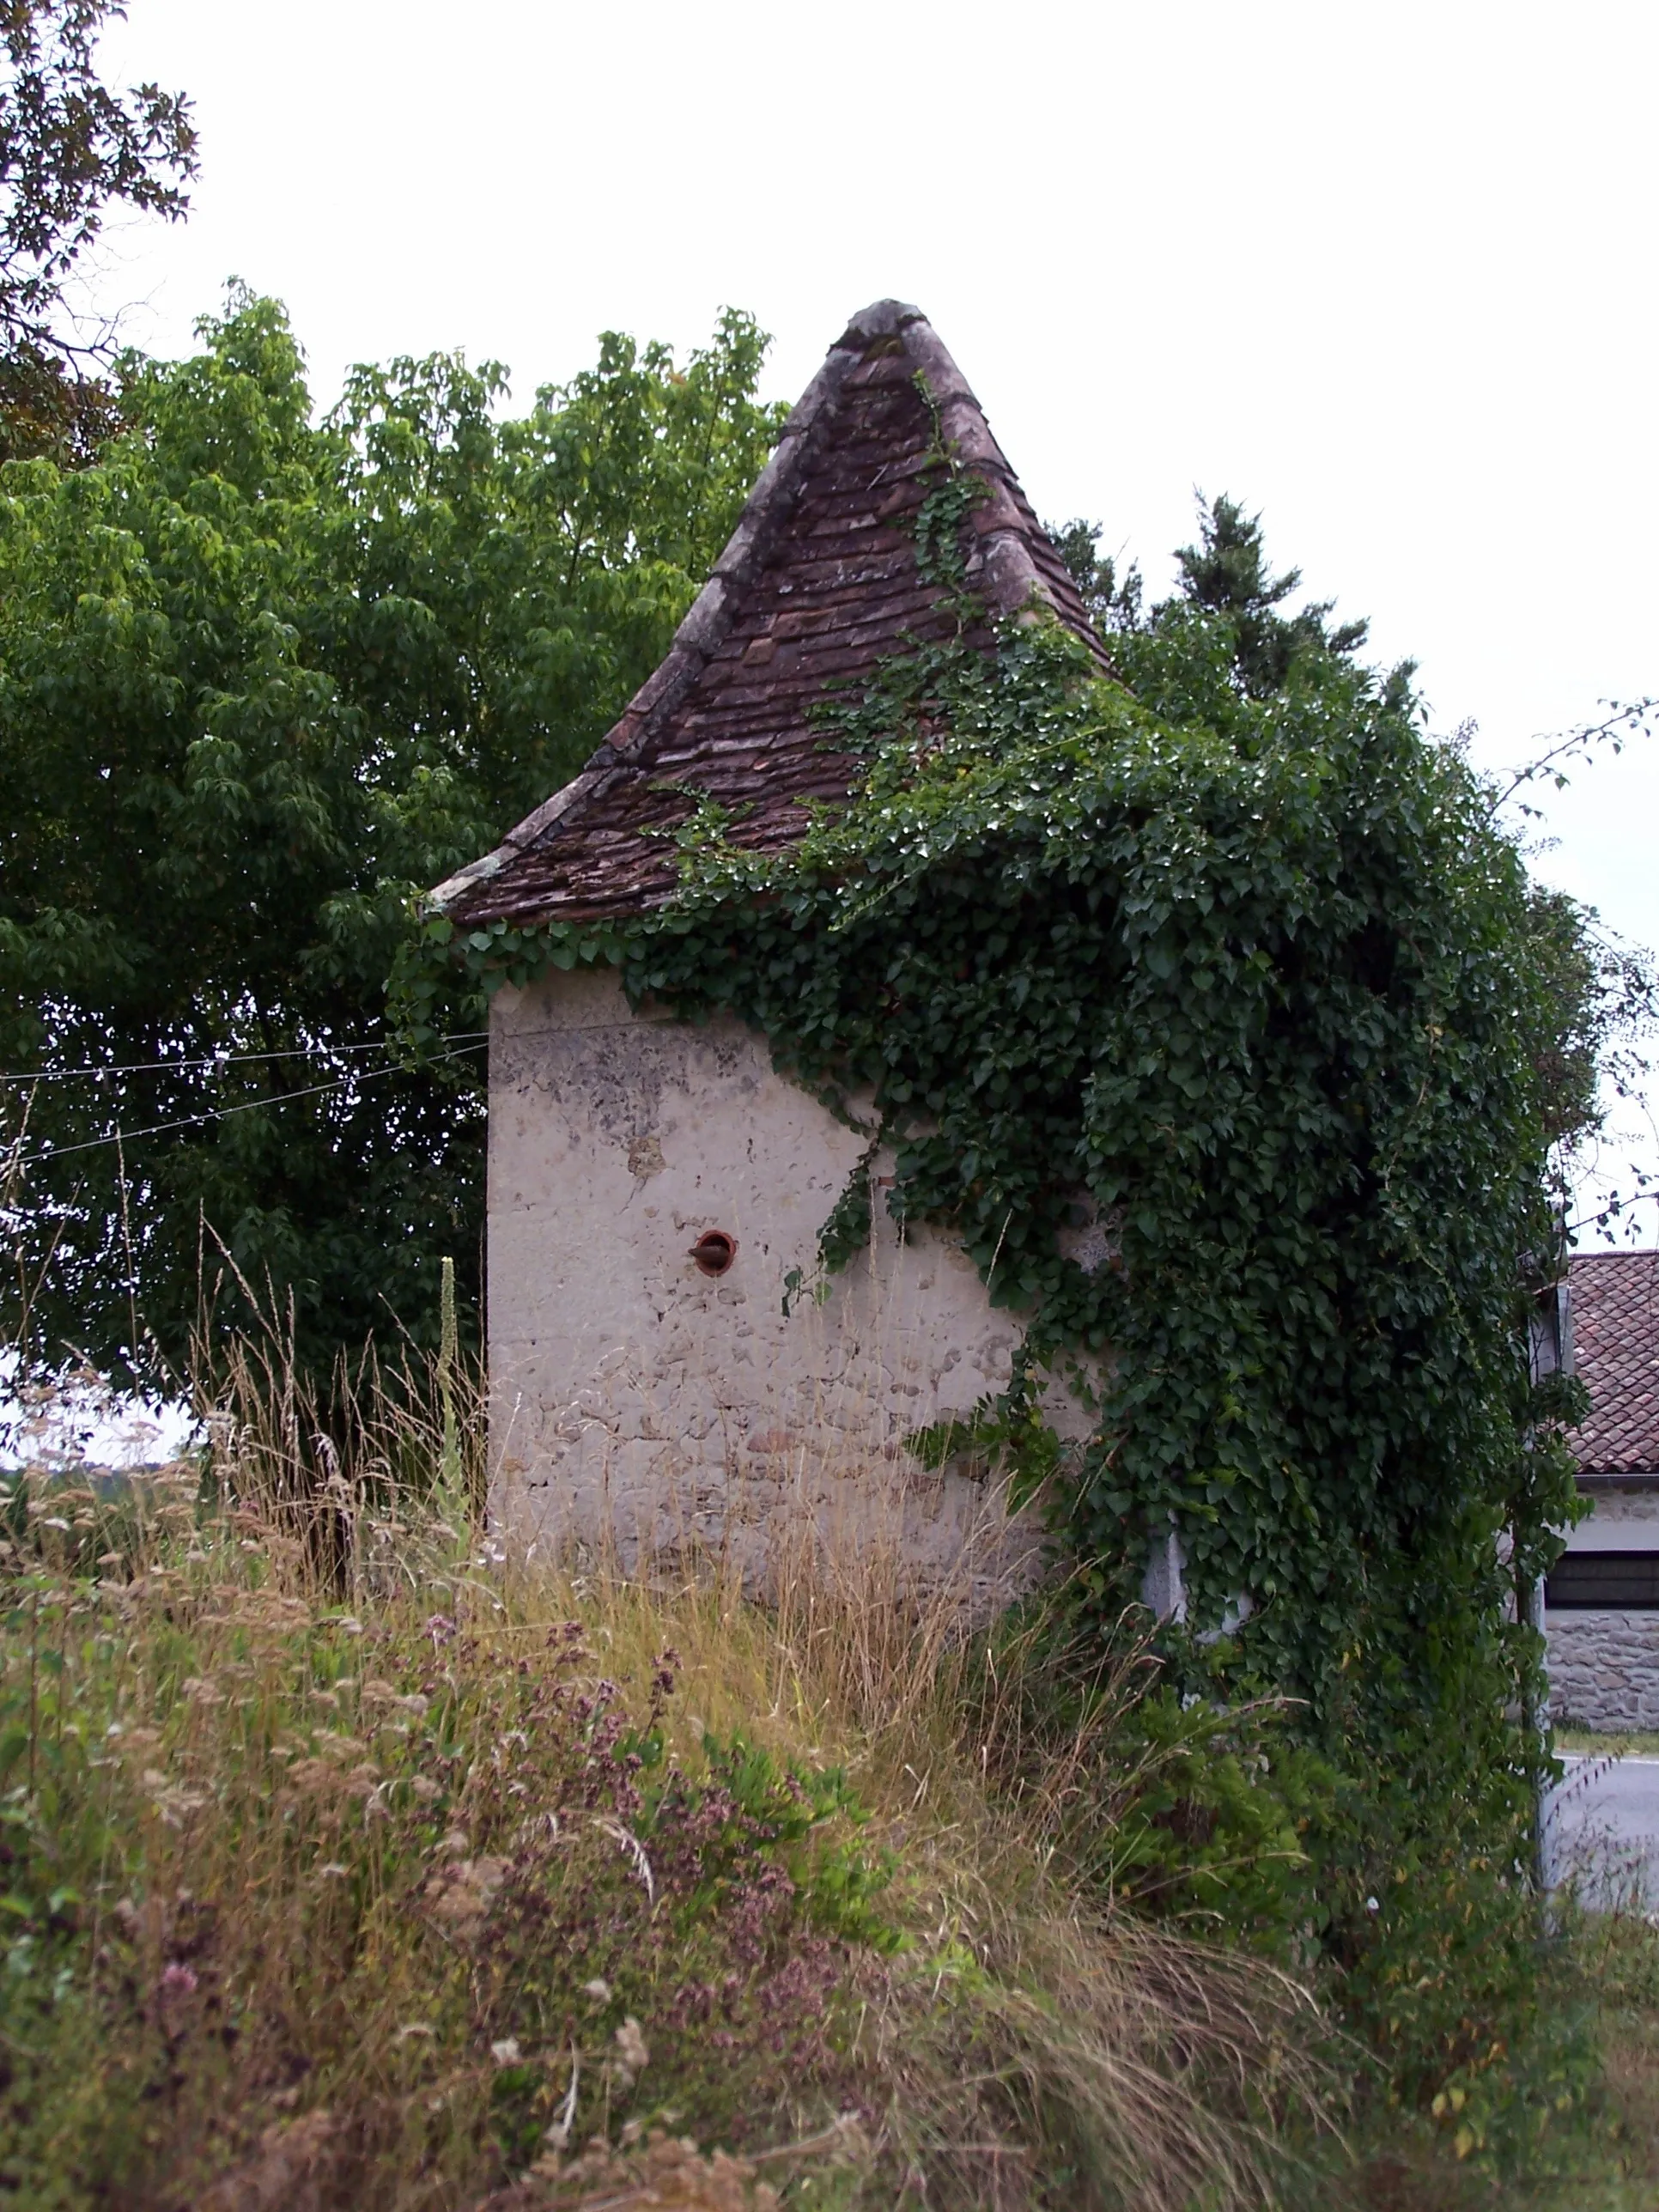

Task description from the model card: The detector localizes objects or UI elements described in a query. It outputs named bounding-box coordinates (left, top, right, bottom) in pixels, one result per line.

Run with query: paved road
left=1542, top=1753, right=1659, bottom=1907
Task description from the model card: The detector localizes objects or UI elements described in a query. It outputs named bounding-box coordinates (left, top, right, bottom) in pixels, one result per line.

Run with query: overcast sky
left=83, top=0, right=1659, bottom=1241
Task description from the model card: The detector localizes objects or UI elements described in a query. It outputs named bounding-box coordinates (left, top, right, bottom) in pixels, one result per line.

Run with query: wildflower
left=490, top=2038, right=522, bottom=2065
left=159, top=1960, right=198, bottom=1997
left=319, top=1863, right=349, bottom=1880
left=424, top=1856, right=507, bottom=1941
left=582, top=1978, right=611, bottom=2002
left=613, top=2016, right=649, bottom=2086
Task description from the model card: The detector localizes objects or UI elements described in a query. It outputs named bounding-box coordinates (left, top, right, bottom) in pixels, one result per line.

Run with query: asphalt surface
left=1542, top=1753, right=1659, bottom=1906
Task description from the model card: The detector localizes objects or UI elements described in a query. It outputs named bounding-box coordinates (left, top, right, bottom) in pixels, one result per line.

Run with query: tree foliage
left=0, top=288, right=786, bottom=1382
left=0, top=0, right=197, bottom=462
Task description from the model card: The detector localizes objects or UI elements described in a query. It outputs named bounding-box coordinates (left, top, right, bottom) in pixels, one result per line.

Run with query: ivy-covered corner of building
left=434, top=481, right=1601, bottom=1822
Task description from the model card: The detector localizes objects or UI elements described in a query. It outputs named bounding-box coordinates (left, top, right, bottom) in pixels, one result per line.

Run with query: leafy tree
left=0, top=1, right=198, bottom=463
left=1046, top=517, right=1143, bottom=632
left=0, top=288, right=785, bottom=1385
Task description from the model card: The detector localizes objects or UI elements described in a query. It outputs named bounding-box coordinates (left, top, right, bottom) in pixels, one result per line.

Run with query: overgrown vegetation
left=427, top=462, right=1586, bottom=1727
left=5, top=1352, right=1659, bottom=2208
left=0, top=1354, right=1351, bottom=2212
left=415, top=457, right=1644, bottom=2176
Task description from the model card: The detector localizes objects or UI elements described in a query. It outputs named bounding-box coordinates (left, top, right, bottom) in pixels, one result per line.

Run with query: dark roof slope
left=1568, top=1251, right=1659, bottom=1476
left=433, top=300, right=1109, bottom=929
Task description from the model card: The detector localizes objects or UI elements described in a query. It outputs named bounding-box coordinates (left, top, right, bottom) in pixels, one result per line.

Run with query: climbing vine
left=414, top=465, right=1590, bottom=1797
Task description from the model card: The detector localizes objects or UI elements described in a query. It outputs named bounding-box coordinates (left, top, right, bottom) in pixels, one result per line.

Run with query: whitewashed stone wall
left=1545, top=1489, right=1659, bottom=1729
left=486, top=966, right=1065, bottom=1602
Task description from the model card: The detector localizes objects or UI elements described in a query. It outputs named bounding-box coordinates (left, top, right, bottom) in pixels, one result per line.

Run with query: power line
left=1, top=1042, right=487, bottom=1175
left=0, top=1033, right=489, bottom=1086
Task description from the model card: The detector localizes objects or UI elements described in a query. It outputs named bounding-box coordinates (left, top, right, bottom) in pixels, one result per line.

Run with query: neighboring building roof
left=433, top=299, right=1110, bottom=929
left=1568, top=1251, right=1659, bottom=1478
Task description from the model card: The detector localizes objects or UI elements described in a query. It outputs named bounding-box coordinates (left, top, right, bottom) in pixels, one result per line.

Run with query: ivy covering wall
left=425, top=464, right=1589, bottom=1802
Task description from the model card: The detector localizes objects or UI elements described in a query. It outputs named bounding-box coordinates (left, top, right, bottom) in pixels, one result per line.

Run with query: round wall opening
left=689, top=1229, right=738, bottom=1278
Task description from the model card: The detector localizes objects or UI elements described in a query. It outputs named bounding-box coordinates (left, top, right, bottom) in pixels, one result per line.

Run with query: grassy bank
left=2, top=1356, right=1658, bottom=2207
left=0, top=1426, right=1336, bottom=2211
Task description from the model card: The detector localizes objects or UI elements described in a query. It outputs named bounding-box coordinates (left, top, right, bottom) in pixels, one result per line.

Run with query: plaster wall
left=486, top=966, right=1053, bottom=1603
left=1545, top=1489, right=1659, bottom=1730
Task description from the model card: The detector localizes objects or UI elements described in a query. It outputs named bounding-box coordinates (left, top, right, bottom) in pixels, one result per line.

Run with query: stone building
left=1546, top=1252, right=1659, bottom=1729
left=432, top=301, right=1108, bottom=1591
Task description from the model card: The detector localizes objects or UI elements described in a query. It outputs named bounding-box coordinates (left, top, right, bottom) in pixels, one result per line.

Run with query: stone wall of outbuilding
left=484, top=965, right=1077, bottom=1607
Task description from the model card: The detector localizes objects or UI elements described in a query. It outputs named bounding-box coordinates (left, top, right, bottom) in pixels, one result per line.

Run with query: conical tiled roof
left=434, top=300, right=1109, bottom=928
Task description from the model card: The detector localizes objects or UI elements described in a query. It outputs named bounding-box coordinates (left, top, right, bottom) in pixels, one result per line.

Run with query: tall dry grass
left=0, top=1330, right=1342, bottom=2211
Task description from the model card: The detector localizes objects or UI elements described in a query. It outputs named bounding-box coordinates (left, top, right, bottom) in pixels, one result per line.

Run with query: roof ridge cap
left=897, top=318, right=1060, bottom=629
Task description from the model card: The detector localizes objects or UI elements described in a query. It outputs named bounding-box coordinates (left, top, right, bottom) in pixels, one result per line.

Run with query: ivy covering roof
left=431, top=299, right=1108, bottom=927
left=1568, top=1251, right=1659, bottom=1479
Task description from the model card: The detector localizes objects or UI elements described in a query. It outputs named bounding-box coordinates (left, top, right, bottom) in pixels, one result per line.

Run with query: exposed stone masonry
left=1547, top=1609, right=1659, bottom=1731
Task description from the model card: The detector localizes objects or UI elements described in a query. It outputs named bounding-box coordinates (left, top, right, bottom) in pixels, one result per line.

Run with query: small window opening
left=689, top=1229, right=738, bottom=1278
left=1546, top=1552, right=1659, bottom=1611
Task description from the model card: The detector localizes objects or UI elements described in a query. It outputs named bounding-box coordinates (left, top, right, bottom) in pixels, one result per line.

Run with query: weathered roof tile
left=1568, top=1252, right=1659, bottom=1476
left=433, top=300, right=1109, bottom=929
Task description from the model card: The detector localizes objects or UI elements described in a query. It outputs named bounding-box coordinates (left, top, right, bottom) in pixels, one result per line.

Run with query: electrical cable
left=0, top=1041, right=487, bottom=1174
left=0, top=1033, right=489, bottom=1085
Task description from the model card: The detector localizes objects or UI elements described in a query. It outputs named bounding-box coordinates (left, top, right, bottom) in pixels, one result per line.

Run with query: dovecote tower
left=434, top=301, right=1107, bottom=1592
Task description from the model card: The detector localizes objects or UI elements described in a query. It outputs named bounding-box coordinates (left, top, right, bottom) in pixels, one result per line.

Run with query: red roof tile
left=433, top=301, right=1110, bottom=929
left=1568, top=1252, right=1659, bottom=1476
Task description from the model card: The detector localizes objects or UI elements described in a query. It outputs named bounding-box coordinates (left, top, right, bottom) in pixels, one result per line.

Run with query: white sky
left=82, top=0, right=1659, bottom=1243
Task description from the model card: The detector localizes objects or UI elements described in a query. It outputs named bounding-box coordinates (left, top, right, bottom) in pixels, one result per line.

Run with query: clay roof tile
left=432, top=300, right=1109, bottom=929
left=1567, top=1251, right=1659, bottom=1477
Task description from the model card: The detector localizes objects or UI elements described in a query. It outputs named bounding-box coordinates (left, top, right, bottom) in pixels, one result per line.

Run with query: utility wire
left=1, top=1042, right=486, bottom=1174
left=0, top=1033, right=489, bottom=1085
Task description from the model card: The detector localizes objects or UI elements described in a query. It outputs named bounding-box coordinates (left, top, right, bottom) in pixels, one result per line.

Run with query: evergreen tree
left=1165, top=493, right=1373, bottom=696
